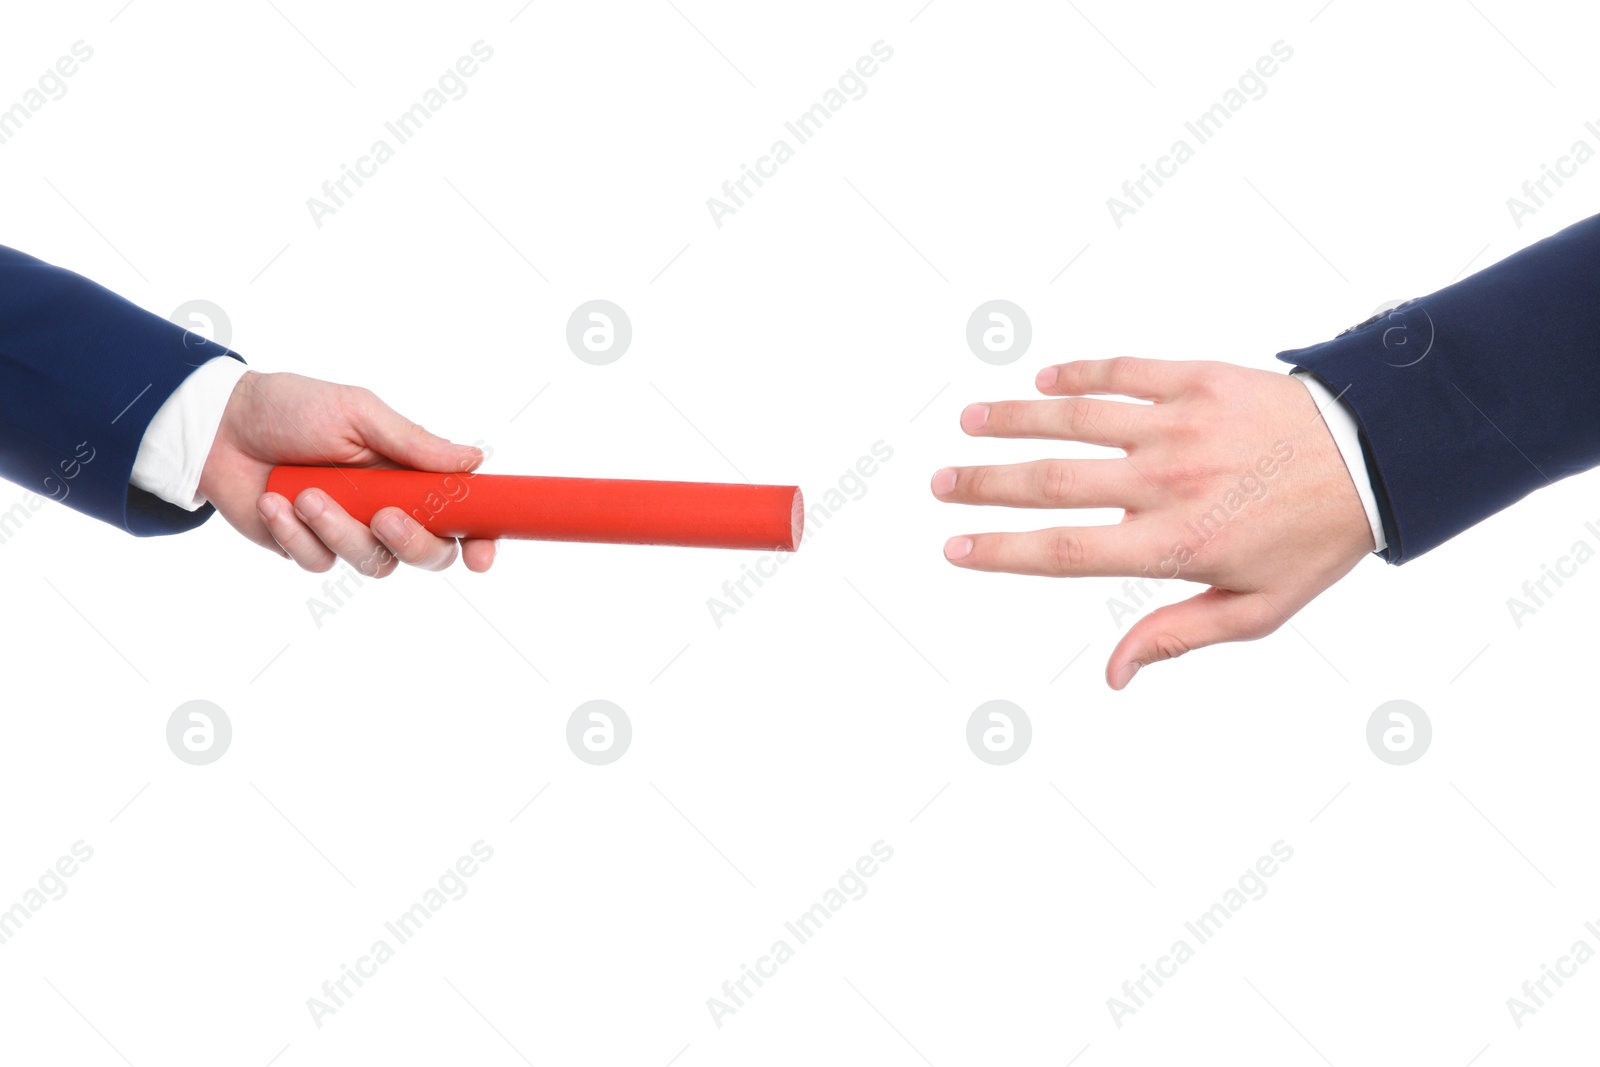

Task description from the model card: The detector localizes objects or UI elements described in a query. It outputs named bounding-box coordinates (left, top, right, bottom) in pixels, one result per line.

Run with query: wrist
left=198, top=368, right=258, bottom=505
left=1292, top=371, right=1384, bottom=553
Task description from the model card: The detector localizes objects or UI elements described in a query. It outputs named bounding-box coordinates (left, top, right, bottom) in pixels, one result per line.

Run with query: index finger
left=1037, top=357, right=1201, bottom=402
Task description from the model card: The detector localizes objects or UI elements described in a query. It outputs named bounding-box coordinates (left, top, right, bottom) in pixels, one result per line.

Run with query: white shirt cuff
left=1294, top=371, right=1386, bottom=553
left=129, top=356, right=249, bottom=511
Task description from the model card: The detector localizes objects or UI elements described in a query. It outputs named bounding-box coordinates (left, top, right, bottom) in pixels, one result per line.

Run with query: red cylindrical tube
left=264, top=466, right=804, bottom=551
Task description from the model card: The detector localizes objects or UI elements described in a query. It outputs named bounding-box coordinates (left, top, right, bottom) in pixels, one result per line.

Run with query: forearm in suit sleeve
left=0, top=245, right=245, bottom=535
left=1276, top=212, right=1600, bottom=564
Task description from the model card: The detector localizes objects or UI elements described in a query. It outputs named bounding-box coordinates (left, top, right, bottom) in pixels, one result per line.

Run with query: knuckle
left=1157, top=459, right=1213, bottom=495
left=1188, top=361, right=1229, bottom=398
left=1148, top=631, right=1193, bottom=663
left=1107, top=356, right=1139, bottom=388
left=302, top=553, right=336, bottom=575
left=1047, top=530, right=1085, bottom=573
left=1039, top=461, right=1075, bottom=503
left=1064, top=400, right=1091, bottom=437
left=990, top=402, right=1019, bottom=433
left=415, top=535, right=454, bottom=568
left=384, top=536, right=419, bottom=565
left=348, top=386, right=387, bottom=422
left=966, top=465, right=993, bottom=497
left=1239, top=600, right=1283, bottom=640
left=358, top=545, right=396, bottom=578
left=396, top=537, right=433, bottom=565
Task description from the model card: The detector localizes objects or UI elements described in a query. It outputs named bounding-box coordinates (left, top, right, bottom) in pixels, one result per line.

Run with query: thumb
left=351, top=389, right=483, bottom=473
left=1106, top=587, right=1280, bottom=690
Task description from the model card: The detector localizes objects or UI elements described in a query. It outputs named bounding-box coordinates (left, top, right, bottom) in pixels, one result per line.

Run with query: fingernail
left=1036, top=366, right=1058, bottom=391
left=943, top=536, right=972, bottom=561
left=960, top=403, right=990, bottom=433
left=930, top=468, right=956, bottom=496
left=258, top=496, right=282, bottom=521
left=1114, top=661, right=1142, bottom=689
left=377, top=513, right=410, bottom=544
left=294, top=490, right=323, bottom=521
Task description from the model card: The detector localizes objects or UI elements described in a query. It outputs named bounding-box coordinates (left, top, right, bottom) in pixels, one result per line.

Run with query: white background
left=2, top=1, right=1598, bottom=1063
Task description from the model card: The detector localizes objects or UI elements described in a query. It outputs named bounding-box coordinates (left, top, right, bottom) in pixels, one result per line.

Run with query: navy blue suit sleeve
left=0, top=245, right=245, bottom=535
left=1276, top=212, right=1600, bottom=564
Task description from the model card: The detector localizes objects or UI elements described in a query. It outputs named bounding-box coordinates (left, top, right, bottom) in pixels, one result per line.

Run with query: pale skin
left=934, top=357, right=1374, bottom=691
left=199, top=370, right=497, bottom=577
left=200, top=360, right=1367, bottom=685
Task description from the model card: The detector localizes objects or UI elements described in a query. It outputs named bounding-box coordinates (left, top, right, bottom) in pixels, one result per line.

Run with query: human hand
left=933, top=357, right=1373, bottom=689
left=199, top=370, right=496, bottom=575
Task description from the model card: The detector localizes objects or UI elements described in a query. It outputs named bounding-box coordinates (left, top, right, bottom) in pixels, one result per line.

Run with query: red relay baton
left=265, top=466, right=804, bottom=552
